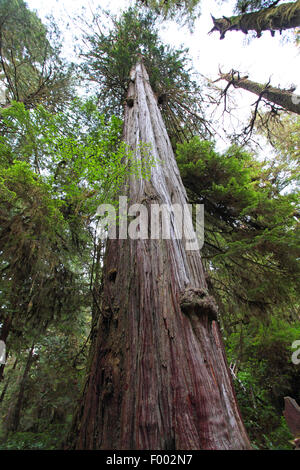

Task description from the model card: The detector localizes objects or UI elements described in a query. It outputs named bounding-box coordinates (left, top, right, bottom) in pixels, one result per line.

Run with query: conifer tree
left=68, top=9, right=251, bottom=449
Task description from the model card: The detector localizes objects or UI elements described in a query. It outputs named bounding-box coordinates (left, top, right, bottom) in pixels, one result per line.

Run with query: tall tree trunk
left=210, top=1, right=300, bottom=39
left=220, top=71, right=300, bottom=115
left=68, top=61, right=251, bottom=450
left=5, top=344, right=34, bottom=434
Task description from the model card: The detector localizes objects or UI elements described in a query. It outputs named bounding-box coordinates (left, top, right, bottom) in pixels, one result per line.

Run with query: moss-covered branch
left=210, top=0, right=300, bottom=39
left=220, top=71, right=300, bottom=115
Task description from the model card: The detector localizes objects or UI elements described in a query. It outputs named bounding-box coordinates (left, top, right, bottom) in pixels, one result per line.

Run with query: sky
left=26, top=0, right=300, bottom=147
left=26, top=0, right=300, bottom=85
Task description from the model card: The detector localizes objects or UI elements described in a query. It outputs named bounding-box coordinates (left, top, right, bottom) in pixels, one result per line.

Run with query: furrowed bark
left=220, top=72, right=300, bottom=115
left=283, top=397, right=300, bottom=449
left=68, top=62, right=251, bottom=450
left=210, top=1, right=300, bottom=39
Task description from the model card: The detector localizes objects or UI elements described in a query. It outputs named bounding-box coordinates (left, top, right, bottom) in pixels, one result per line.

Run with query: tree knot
left=125, top=96, right=135, bottom=107
left=180, top=287, right=218, bottom=321
left=108, top=268, right=117, bottom=282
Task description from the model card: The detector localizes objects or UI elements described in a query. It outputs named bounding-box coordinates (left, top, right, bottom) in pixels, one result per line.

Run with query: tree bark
left=0, top=357, right=18, bottom=404
left=5, top=344, right=34, bottom=434
left=210, top=1, right=300, bottom=39
left=68, top=62, right=251, bottom=450
left=220, top=71, right=300, bottom=115
left=283, top=396, right=300, bottom=449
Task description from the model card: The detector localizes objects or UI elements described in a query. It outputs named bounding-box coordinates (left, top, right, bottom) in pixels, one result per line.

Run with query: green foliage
left=225, top=316, right=300, bottom=449
left=80, top=7, right=208, bottom=141
left=0, top=0, right=73, bottom=110
left=136, top=0, right=201, bottom=26
left=235, top=0, right=282, bottom=14
left=136, top=0, right=300, bottom=32
left=137, top=0, right=278, bottom=23
left=0, top=98, right=151, bottom=433
left=0, top=99, right=150, bottom=216
left=176, top=136, right=300, bottom=323
left=0, top=158, right=74, bottom=340
left=0, top=312, right=90, bottom=449
left=256, top=113, right=300, bottom=187
left=0, top=431, right=58, bottom=450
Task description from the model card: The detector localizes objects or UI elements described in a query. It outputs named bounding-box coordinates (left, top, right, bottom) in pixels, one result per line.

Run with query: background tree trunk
left=5, top=344, right=34, bottom=434
left=0, top=357, right=18, bottom=404
left=221, top=72, right=300, bottom=115
left=68, top=62, right=251, bottom=450
left=210, top=1, right=300, bottom=39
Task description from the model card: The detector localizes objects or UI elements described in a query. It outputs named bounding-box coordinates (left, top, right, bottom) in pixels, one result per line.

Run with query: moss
left=211, top=1, right=300, bottom=39
left=180, top=287, right=218, bottom=321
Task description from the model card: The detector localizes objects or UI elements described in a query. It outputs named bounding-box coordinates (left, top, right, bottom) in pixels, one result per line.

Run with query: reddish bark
left=284, top=397, right=300, bottom=439
left=69, top=62, right=251, bottom=450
